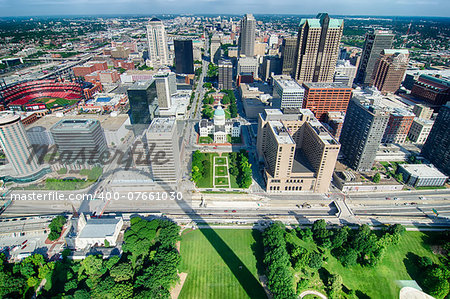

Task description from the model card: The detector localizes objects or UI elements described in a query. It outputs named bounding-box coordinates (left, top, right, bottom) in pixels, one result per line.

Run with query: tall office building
left=218, top=59, right=233, bottom=90
left=154, top=73, right=172, bottom=109
left=50, top=119, right=108, bottom=160
left=145, top=118, right=181, bottom=186
left=257, top=108, right=340, bottom=193
left=334, top=60, right=357, bottom=87
left=281, top=37, right=297, bottom=75
left=372, top=49, right=409, bottom=94
left=237, top=57, right=258, bottom=79
left=174, top=40, right=194, bottom=74
left=127, top=80, right=158, bottom=135
left=0, top=111, right=39, bottom=176
left=260, top=56, right=281, bottom=81
left=302, top=82, right=352, bottom=121
left=293, top=13, right=343, bottom=83
left=146, top=18, right=170, bottom=67
left=210, top=35, right=221, bottom=64
left=355, top=30, right=395, bottom=86
left=422, top=102, right=450, bottom=175
left=272, top=75, right=305, bottom=109
left=339, top=97, right=389, bottom=171
left=238, top=14, right=256, bottom=57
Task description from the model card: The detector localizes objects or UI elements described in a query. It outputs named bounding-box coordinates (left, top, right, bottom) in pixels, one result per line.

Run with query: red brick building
left=381, top=108, right=415, bottom=144
left=113, top=59, right=135, bottom=70
left=302, top=83, right=352, bottom=121
left=411, top=74, right=450, bottom=107
left=73, top=61, right=108, bottom=77
left=372, top=49, right=409, bottom=94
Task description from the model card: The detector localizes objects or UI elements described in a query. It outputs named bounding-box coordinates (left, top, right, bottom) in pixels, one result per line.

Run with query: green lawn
left=33, top=97, right=78, bottom=109
left=196, top=153, right=218, bottom=188
left=215, top=177, right=229, bottom=186
left=215, top=166, right=227, bottom=176
left=229, top=174, right=239, bottom=188
left=199, top=136, right=213, bottom=144
left=291, top=231, right=441, bottom=299
left=179, top=229, right=266, bottom=299
left=216, top=157, right=226, bottom=165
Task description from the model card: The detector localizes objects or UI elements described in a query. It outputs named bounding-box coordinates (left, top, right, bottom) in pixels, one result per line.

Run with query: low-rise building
left=398, top=164, right=448, bottom=187
left=66, top=214, right=123, bottom=251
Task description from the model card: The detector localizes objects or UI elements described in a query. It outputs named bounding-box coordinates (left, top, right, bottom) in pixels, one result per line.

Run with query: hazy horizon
left=0, top=0, right=449, bottom=18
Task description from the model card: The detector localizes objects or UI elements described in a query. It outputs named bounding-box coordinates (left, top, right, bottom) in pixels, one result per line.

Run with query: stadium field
left=32, top=97, right=79, bottom=109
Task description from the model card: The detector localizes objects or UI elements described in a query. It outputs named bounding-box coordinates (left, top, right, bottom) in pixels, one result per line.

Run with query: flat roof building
left=50, top=119, right=108, bottom=161
left=273, top=75, right=305, bottom=109
left=407, top=117, right=434, bottom=144
left=339, top=97, right=389, bottom=171
left=302, top=82, right=352, bottom=122
left=398, top=164, right=447, bottom=187
left=257, top=108, right=340, bottom=193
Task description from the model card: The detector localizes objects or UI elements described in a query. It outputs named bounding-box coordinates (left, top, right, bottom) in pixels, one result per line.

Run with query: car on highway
left=393, top=197, right=399, bottom=201
left=232, top=210, right=236, bottom=213
left=21, top=240, right=27, bottom=245
left=224, top=210, right=228, bottom=212
left=419, top=196, right=426, bottom=200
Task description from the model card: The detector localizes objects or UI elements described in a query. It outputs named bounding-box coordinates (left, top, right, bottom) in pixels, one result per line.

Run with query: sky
left=0, top=0, right=448, bottom=17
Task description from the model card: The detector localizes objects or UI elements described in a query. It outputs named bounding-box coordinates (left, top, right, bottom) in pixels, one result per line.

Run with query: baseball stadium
left=0, top=79, right=83, bottom=112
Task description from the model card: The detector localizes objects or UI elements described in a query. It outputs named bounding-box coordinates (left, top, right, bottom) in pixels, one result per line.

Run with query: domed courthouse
left=199, top=105, right=241, bottom=143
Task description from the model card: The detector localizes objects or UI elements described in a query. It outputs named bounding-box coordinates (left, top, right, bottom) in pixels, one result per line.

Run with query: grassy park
left=33, top=97, right=79, bottom=109
left=178, top=229, right=444, bottom=299
left=179, top=229, right=266, bottom=299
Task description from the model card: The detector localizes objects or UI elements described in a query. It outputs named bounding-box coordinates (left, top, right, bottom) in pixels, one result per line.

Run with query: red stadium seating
left=1, top=80, right=83, bottom=110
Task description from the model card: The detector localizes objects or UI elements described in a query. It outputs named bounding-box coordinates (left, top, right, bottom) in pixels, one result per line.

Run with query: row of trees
left=415, top=256, right=450, bottom=298
left=0, top=217, right=181, bottom=299
left=228, top=150, right=252, bottom=188
left=221, top=89, right=238, bottom=118
left=191, top=150, right=210, bottom=184
left=48, top=215, right=67, bottom=241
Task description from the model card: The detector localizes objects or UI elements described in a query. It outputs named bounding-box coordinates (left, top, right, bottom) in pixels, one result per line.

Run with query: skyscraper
left=145, top=118, right=181, bottom=187
left=127, top=80, right=158, bottom=135
left=0, top=111, right=39, bottom=176
left=339, top=97, right=389, bottom=171
left=422, top=102, right=450, bottom=175
left=293, top=13, right=343, bottom=83
left=146, top=18, right=169, bottom=67
left=218, top=59, right=233, bottom=90
left=174, top=40, right=194, bottom=74
left=281, top=37, right=297, bottom=75
left=372, top=49, right=409, bottom=94
left=154, top=73, right=172, bottom=109
left=210, top=35, right=221, bottom=64
left=50, top=119, right=108, bottom=160
left=355, top=30, right=395, bottom=86
left=238, top=14, right=256, bottom=57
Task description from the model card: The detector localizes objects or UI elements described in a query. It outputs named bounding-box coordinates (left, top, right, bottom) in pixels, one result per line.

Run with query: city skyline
left=0, top=0, right=449, bottom=17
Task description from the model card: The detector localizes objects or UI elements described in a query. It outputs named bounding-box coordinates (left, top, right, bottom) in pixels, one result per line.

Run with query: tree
left=335, top=247, right=358, bottom=267
left=48, top=215, right=67, bottom=241
left=327, top=274, right=343, bottom=296
left=373, top=172, right=381, bottom=183
left=308, top=252, right=323, bottom=269
left=110, top=263, right=134, bottom=282
left=331, top=227, right=349, bottom=249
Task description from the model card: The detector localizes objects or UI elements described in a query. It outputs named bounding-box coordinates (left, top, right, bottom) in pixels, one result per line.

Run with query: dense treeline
left=0, top=217, right=181, bottom=299
left=261, top=221, right=409, bottom=299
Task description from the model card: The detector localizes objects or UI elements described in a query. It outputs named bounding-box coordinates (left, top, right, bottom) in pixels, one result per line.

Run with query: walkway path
left=299, top=290, right=327, bottom=299
left=213, top=155, right=231, bottom=188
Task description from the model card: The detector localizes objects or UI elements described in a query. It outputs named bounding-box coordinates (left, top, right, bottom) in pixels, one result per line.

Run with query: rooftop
left=27, top=114, right=129, bottom=131
left=269, top=121, right=295, bottom=144
left=0, top=111, right=21, bottom=125
left=78, top=217, right=122, bottom=239
left=147, top=117, right=176, bottom=134
left=128, top=80, right=154, bottom=91
left=400, top=164, right=448, bottom=179
left=303, top=82, right=351, bottom=89
left=51, top=119, right=98, bottom=131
